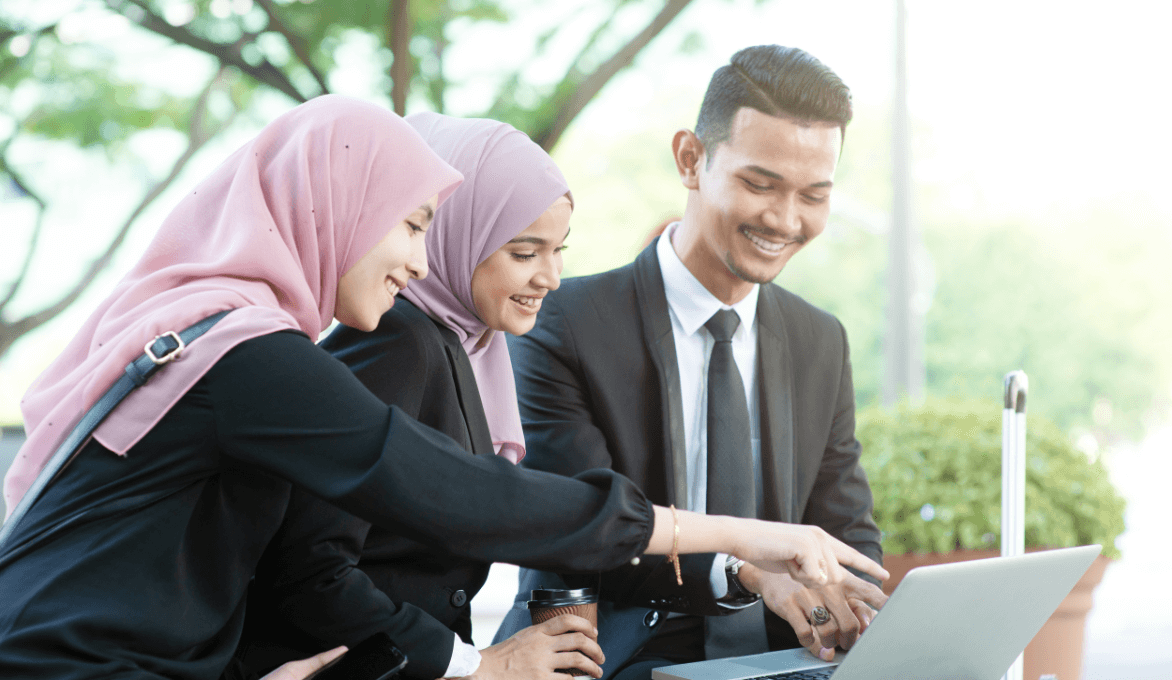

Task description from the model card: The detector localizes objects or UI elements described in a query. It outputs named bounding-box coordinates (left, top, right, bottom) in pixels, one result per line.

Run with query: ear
left=672, top=129, right=705, bottom=191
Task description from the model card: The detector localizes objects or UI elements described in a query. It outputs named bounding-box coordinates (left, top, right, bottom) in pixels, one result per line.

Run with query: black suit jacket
left=238, top=299, right=495, bottom=680
left=497, top=242, right=881, bottom=668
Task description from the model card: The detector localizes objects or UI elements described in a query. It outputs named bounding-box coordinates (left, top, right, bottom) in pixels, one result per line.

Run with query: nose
left=407, top=238, right=429, bottom=280
left=533, top=255, right=561, bottom=291
left=763, top=194, right=801, bottom=238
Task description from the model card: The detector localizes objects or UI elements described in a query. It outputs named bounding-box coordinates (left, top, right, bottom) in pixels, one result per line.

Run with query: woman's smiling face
left=471, top=195, right=572, bottom=336
left=335, top=196, right=437, bottom=331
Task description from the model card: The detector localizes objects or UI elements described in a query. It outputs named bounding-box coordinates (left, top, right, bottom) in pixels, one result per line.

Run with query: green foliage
left=859, top=398, right=1126, bottom=558
left=0, top=0, right=701, bottom=367
left=922, top=220, right=1165, bottom=439
left=782, top=126, right=1172, bottom=438
left=15, top=37, right=189, bottom=151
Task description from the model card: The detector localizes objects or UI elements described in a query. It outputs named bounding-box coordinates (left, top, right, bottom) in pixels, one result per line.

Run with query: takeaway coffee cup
left=528, top=587, right=600, bottom=677
left=527, top=586, right=599, bottom=627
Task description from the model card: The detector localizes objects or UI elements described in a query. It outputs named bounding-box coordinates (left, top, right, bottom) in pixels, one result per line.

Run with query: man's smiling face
left=690, top=107, right=841, bottom=287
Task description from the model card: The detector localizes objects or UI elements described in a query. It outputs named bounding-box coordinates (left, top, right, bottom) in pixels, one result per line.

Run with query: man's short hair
left=695, top=45, right=852, bottom=158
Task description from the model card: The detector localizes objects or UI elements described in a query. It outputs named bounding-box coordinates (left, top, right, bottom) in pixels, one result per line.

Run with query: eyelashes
left=509, top=246, right=568, bottom=262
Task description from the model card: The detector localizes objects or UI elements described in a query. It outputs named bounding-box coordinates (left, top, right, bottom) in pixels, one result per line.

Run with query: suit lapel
left=632, top=243, right=688, bottom=508
left=441, top=331, right=495, bottom=456
left=757, top=286, right=796, bottom=522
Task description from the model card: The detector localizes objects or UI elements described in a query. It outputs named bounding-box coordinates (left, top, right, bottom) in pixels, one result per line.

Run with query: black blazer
left=328, top=298, right=497, bottom=642
left=495, top=242, right=881, bottom=669
left=239, top=299, right=496, bottom=679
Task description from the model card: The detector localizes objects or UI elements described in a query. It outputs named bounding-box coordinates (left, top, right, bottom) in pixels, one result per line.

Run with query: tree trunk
left=388, top=0, right=412, bottom=115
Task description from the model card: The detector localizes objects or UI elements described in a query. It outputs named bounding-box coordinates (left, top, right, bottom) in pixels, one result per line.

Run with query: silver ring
left=810, top=605, right=831, bottom=626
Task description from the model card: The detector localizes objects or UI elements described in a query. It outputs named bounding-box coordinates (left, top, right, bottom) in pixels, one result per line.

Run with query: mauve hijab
left=5, top=96, right=462, bottom=516
left=402, top=112, right=571, bottom=463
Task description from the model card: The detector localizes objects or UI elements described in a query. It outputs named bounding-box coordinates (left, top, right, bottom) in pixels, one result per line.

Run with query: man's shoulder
left=545, top=261, right=641, bottom=318
left=554, top=260, right=639, bottom=298
left=761, top=281, right=845, bottom=337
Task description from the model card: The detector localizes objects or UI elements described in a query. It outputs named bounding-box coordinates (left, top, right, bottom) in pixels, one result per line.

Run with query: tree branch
left=254, top=0, right=330, bottom=96
left=106, top=0, right=308, bottom=103
left=1, top=70, right=239, bottom=350
left=484, top=4, right=593, bottom=118
left=533, top=0, right=695, bottom=150
left=387, top=0, right=412, bottom=115
left=0, top=142, right=48, bottom=316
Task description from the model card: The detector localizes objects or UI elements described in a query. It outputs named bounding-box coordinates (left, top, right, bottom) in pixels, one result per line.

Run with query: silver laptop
left=653, top=544, right=1101, bottom=680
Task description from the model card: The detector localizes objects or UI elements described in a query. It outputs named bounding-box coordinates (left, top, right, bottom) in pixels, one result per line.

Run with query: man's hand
left=261, top=645, right=348, bottom=680
left=738, top=564, right=887, bottom=661
left=464, top=614, right=605, bottom=680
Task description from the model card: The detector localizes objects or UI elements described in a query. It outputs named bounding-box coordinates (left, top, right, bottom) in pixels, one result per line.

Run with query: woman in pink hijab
left=234, top=113, right=888, bottom=680
left=0, top=98, right=884, bottom=680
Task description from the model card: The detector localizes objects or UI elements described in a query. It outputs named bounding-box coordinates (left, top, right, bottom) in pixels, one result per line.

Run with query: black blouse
left=0, top=330, right=652, bottom=680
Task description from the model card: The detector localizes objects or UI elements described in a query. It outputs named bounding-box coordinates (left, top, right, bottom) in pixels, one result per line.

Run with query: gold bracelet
left=668, top=504, right=682, bottom=586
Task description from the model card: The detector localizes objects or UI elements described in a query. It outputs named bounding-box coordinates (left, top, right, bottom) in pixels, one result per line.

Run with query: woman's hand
left=730, top=520, right=888, bottom=589
left=466, top=614, right=604, bottom=680
left=260, top=645, right=348, bottom=680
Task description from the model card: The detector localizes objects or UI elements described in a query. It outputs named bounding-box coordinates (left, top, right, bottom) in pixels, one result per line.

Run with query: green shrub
left=859, top=398, right=1125, bottom=558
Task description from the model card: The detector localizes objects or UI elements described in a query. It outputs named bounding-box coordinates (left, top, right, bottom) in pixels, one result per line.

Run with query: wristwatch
left=717, top=556, right=761, bottom=608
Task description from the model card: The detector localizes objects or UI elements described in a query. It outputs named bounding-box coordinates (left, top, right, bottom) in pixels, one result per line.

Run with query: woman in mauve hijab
left=233, top=114, right=888, bottom=680
left=0, top=97, right=883, bottom=680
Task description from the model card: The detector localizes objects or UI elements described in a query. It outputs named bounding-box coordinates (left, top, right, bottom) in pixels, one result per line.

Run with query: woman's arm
left=211, top=333, right=884, bottom=586
left=212, top=332, right=653, bottom=574
left=646, top=506, right=889, bottom=589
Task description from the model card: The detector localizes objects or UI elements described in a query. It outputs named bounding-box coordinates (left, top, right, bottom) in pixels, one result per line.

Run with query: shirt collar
left=656, top=222, right=759, bottom=338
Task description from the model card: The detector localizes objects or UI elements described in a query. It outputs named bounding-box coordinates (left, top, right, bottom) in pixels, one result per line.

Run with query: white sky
left=2, top=0, right=1171, bottom=421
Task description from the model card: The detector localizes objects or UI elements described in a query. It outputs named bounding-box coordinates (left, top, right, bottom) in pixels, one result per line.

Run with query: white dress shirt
left=657, top=224, right=763, bottom=514
left=657, top=224, right=763, bottom=602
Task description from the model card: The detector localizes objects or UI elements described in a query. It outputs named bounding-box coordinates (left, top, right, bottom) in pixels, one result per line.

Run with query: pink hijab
left=4, top=95, right=462, bottom=517
left=402, top=112, right=570, bottom=463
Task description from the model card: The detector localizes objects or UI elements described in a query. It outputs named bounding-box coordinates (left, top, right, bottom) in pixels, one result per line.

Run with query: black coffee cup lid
left=527, top=586, right=598, bottom=608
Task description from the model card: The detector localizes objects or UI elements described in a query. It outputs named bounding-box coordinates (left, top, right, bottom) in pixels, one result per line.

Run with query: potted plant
left=859, top=397, right=1125, bottom=680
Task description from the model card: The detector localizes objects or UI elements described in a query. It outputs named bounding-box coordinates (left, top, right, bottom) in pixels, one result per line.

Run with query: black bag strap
left=0, top=309, right=234, bottom=553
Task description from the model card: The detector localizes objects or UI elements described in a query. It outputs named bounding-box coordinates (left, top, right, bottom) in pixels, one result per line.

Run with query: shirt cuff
left=713, top=553, right=762, bottom=610
left=711, top=553, right=729, bottom=598
left=443, top=634, right=481, bottom=678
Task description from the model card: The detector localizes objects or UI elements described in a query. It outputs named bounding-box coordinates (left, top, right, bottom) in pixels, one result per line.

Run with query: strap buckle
left=144, top=331, right=186, bottom=366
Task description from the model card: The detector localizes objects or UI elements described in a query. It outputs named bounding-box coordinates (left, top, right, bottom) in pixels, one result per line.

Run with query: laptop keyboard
left=752, top=669, right=835, bottom=680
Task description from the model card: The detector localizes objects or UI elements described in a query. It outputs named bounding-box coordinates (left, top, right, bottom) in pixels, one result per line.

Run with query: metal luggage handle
left=1002, top=370, right=1029, bottom=680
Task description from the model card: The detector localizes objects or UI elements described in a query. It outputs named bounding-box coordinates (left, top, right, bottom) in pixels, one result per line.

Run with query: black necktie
left=702, top=308, right=768, bottom=659
left=704, top=309, right=755, bottom=518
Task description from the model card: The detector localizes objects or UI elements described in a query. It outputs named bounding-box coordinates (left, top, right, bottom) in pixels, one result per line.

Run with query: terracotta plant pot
left=881, top=549, right=1111, bottom=680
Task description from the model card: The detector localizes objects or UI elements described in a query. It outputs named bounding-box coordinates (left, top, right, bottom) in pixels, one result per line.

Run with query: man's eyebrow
left=745, top=164, right=785, bottom=182
left=744, top=164, right=833, bottom=189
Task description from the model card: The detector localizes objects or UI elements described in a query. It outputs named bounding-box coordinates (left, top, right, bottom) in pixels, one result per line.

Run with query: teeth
left=743, top=229, right=788, bottom=253
left=386, top=281, right=399, bottom=297
left=510, top=295, right=541, bottom=309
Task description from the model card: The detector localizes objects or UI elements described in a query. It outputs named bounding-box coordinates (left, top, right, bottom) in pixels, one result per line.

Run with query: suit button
left=450, top=590, right=468, bottom=607
left=644, top=611, right=660, bottom=628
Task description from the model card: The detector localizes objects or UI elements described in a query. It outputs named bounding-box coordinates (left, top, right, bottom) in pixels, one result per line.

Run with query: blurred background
left=1, top=0, right=1169, bottom=677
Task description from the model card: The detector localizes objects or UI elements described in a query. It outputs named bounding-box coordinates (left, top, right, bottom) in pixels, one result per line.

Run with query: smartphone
left=308, top=633, right=408, bottom=680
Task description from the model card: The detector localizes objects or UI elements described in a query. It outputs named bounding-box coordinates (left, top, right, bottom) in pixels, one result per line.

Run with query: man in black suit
left=496, top=45, right=887, bottom=679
